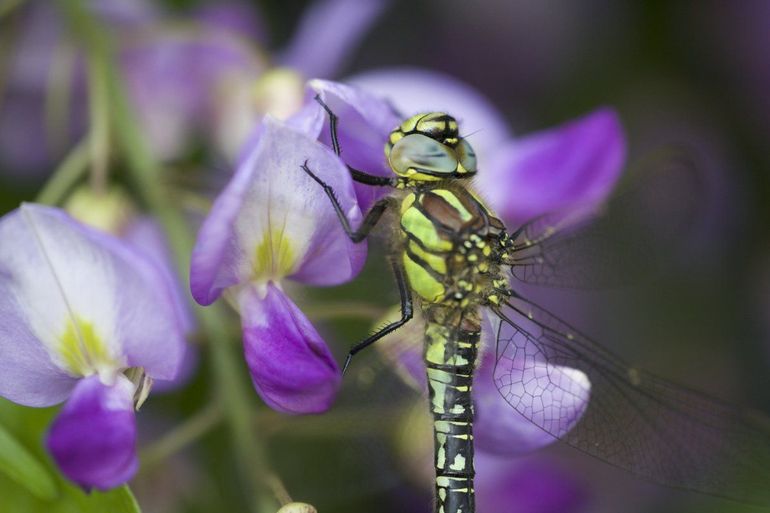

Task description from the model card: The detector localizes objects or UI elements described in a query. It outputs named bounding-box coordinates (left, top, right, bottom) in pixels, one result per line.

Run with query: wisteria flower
left=0, top=204, right=186, bottom=490
left=190, top=117, right=366, bottom=413
left=0, top=0, right=387, bottom=176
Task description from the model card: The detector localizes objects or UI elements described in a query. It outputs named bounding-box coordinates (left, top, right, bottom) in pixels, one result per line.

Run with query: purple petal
left=279, top=0, right=388, bottom=78
left=348, top=67, right=512, bottom=159
left=240, top=283, right=341, bottom=414
left=46, top=375, right=138, bottom=491
left=478, top=107, right=626, bottom=225
left=190, top=116, right=366, bottom=305
left=475, top=452, right=588, bottom=513
left=0, top=205, right=186, bottom=387
left=289, top=80, right=400, bottom=210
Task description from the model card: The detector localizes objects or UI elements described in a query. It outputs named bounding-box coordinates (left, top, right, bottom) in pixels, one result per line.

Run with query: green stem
left=0, top=0, right=27, bottom=19
left=140, top=402, right=223, bottom=471
left=84, top=41, right=110, bottom=194
left=302, top=301, right=386, bottom=321
left=58, top=2, right=278, bottom=511
left=35, top=137, right=90, bottom=205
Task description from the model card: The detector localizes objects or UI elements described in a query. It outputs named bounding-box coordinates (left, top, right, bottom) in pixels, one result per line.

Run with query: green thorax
left=397, top=185, right=506, bottom=308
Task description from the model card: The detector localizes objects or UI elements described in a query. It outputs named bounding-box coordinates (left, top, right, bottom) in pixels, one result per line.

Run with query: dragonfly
left=300, top=96, right=770, bottom=513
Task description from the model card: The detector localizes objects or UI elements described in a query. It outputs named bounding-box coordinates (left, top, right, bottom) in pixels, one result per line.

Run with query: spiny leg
left=313, top=94, right=395, bottom=187
left=301, top=160, right=392, bottom=243
left=342, top=259, right=413, bottom=374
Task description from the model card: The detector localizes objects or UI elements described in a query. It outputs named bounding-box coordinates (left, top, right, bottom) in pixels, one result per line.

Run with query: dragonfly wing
left=489, top=294, right=770, bottom=505
left=507, top=151, right=702, bottom=288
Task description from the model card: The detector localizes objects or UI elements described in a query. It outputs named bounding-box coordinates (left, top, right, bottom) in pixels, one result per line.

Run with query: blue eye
left=389, top=134, right=458, bottom=175
left=456, top=139, right=477, bottom=172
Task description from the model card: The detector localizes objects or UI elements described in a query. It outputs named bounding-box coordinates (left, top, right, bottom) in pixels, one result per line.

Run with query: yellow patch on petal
left=58, top=317, right=117, bottom=377
left=253, top=227, right=296, bottom=280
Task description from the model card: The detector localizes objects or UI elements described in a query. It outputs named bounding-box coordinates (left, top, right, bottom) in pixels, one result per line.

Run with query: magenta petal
left=46, top=375, right=138, bottom=491
left=240, top=284, right=341, bottom=414
left=479, top=107, right=626, bottom=225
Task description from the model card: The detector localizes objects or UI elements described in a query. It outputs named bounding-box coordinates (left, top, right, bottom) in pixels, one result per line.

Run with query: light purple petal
left=46, top=374, right=137, bottom=491
left=475, top=452, right=588, bottom=513
left=122, top=216, right=195, bottom=334
left=279, top=0, right=388, bottom=78
left=240, top=283, right=341, bottom=414
left=190, top=116, right=366, bottom=305
left=476, top=308, right=591, bottom=455
left=0, top=4, right=87, bottom=177
left=290, top=79, right=400, bottom=210
left=0, top=273, right=76, bottom=407
left=120, top=27, right=265, bottom=161
left=0, top=205, right=186, bottom=386
left=193, top=2, right=267, bottom=43
left=348, top=67, right=512, bottom=159
left=478, top=107, right=626, bottom=225
left=87, top=0, right=159, bottom=27
left=474, top=353, right=569, bottom=455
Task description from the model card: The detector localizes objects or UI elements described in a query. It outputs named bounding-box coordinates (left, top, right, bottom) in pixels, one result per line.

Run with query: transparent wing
left=507, top=150, right=702, bottom=288
left=490, top=294, right=770, bottom=505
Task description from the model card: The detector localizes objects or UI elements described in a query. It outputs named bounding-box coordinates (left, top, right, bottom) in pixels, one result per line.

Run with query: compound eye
left=456, top=139, right=477, bottom=173
left=389, top=134, right=457, bottom=176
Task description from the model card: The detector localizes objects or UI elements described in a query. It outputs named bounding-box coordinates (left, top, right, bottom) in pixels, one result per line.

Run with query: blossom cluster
left=0, top=0, right=627, bottom=510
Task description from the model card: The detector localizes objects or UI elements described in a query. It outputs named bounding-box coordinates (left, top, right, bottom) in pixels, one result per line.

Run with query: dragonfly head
left=386, top=112, right=477, bottom=182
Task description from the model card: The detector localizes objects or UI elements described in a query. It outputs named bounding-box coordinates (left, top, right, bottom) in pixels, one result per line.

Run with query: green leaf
left=0, top=422, right=58, bottom=501
left=76, top=485, right=142, bottom=513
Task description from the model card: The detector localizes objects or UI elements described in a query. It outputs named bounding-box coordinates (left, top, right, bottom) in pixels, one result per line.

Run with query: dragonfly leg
left=301, top=161, right=392, bottom=243
left=342, top=259, right=413, bottom=374
left=314, top=94, right=395, bottom=187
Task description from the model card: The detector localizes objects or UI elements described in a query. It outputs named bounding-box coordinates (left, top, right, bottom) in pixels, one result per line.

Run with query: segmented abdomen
left=425, top=317, right=480, bottom=513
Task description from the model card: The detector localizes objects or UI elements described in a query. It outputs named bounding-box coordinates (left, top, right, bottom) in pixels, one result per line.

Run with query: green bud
left=64, top=186, right=136, bottom=235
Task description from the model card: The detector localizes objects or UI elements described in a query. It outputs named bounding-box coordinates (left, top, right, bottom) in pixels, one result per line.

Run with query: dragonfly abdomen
left=425, top=315, right=481, bottom=513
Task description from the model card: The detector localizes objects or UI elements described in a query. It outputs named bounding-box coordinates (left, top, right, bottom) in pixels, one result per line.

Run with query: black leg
left=301, top=161, right=391, bottom=243
left=342, top=259, right=413, bottom=374
left=314, top=94, right=396, bottom=187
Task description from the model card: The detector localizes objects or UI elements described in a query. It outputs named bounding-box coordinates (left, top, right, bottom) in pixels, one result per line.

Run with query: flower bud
left=276, top=502, right=317, bottom=513
left=64, top=186, right=136, bottom=235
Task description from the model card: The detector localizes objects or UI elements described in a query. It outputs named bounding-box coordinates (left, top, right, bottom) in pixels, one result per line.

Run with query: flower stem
left=303, top=301, right=386, bottom=321
left=35, top=136, right=90, bottom=205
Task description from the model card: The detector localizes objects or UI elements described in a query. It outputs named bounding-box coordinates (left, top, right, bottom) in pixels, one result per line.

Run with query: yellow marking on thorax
left=431, top=189, right=473, bottom=222
left=400, top=203, right=453, bottom=252
left=408, top=240, right=447, bottom=274
left=403, top=253, right=445, bottom=302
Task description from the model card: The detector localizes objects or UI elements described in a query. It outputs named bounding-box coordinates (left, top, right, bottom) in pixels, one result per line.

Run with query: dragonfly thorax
left=399, top=185, right=507, bottom=309
left=386, top=113, right=477, bottom=183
